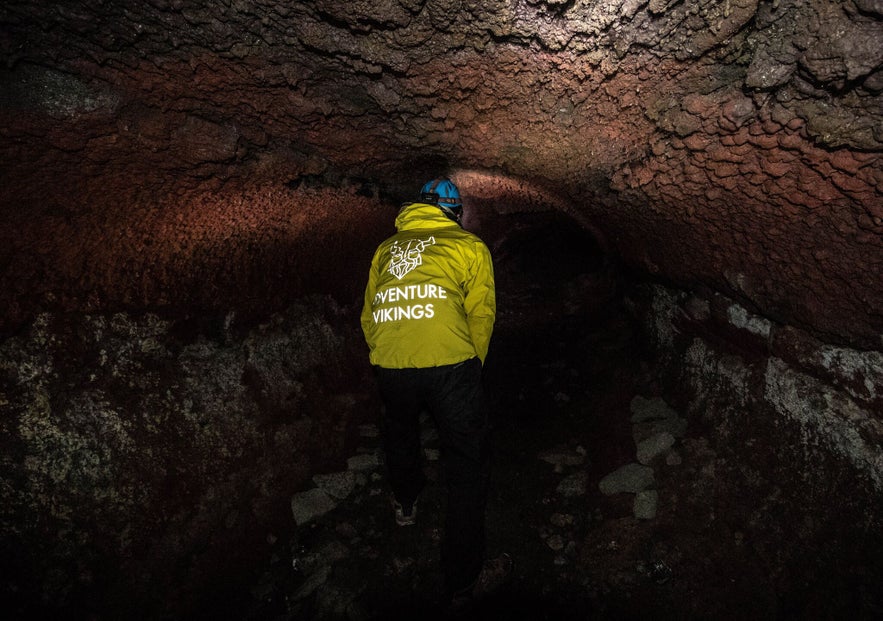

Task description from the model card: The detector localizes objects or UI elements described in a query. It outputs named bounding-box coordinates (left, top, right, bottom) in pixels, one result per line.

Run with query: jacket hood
left=395, top=202, right=460, bottom=232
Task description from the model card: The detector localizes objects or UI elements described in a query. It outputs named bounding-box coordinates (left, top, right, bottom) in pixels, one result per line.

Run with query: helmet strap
left=439, top=205, right=463, bottom=225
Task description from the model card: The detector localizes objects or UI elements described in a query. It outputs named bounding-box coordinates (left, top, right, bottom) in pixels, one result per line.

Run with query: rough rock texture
left=0, top=0, right=882, bottom=617
left=630, top=282, right=883, bottom=613
left=1, top=0, right=881, bottom=346
left=0, top=297, right=374, bottom=618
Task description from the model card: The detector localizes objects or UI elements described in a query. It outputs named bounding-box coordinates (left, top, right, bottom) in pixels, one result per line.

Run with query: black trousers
left=375, top=357, right=491, bottom=593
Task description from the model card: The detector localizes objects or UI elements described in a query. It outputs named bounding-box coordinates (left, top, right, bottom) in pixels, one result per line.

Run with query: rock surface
left=1, top=2, right=882, bottom=619
left=0, top=0, right=881, bottom=348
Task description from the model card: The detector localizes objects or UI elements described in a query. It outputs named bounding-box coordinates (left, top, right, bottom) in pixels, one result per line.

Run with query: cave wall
left=0, top=297, right=376, bottom=617
left=0, top=0, right=882, bottom=616
left=629, top=281, right=883, bottom=607
left=1, top=0, right=881, bottom=344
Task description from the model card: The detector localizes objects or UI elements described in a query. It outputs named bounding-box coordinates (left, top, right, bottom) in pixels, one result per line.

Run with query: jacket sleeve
left=463, top=240, right=496, bottom=365
left=360, top=250, right=381, bottom=352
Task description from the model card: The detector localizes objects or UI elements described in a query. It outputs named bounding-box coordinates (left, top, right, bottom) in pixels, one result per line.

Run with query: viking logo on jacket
left=388, top=237, right=436, bottom=280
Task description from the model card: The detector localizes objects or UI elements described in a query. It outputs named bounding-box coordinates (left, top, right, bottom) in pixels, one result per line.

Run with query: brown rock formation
left=1, top=2, right=882, bottom=617
left=1, top=0, right=880, bottom=347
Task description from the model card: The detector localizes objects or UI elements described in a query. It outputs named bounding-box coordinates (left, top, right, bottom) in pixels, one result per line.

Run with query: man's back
left=361, top=202, right=495, bottom=369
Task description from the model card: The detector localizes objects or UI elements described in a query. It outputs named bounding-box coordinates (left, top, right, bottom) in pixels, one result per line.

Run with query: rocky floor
left=222, top=270, right=793, bottom=621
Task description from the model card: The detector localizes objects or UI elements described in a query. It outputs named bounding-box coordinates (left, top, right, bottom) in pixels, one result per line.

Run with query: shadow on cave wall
left=492, top=211, right=607, bottom=298
left=2, top=187, right=881, bottom=620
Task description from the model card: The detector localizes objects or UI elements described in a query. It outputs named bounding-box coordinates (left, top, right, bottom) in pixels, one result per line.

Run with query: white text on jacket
left=372, top=284, right=448, bottom=323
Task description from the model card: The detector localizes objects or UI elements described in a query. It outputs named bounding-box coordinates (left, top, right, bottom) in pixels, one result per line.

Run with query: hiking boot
left=447, top=553, right=514, bottom=613
left=394, top=499, right=417, bottom=526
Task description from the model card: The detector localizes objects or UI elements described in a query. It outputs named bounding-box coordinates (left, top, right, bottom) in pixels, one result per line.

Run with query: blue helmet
left=420, top=177, right=462, bottom=223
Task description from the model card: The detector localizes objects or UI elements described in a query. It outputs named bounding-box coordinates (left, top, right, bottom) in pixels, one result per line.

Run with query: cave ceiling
left=0, top=0, right=881, bottom=348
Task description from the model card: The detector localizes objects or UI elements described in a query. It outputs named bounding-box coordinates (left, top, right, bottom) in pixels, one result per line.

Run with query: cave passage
left=2, top=1, right=881, bottom=619
left=162, top=207, right=838, bottom=621
left=158, top=208, right=661, bottom=621
left=253, top=212, right=656, bottom=621
left=2, top=163, right=881, bottom=621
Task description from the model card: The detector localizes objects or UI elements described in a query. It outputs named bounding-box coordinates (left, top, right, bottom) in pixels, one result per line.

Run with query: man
left=360, top=176, right=512, bottom=609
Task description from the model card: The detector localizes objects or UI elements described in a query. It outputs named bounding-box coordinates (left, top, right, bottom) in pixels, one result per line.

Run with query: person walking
left=360, top=176, right=512, bottom=610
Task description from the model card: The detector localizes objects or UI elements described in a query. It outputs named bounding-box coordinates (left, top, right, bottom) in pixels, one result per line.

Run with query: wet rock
left=599, top=463, right=655, bottom=495
left=313, top=471, right=359, bottom=500
left=630, top=395, right=688, bottom=442
left=727, top=304, right=772, bottom=339
left=855, top=0, right=883, bottom=16
left=637, top=281, right=883, bottom=615
left=546, top=534, right=566, bottom=552
left=550, top=513, right=575, bottom=528
left=2, top=63, right=119, bottom=119
left=291, top=488, right=338, bottom=526
left=633, top=490, right=659, bottom=520
left=665, top=451, right=683, bottom=466
left=765, top=358, right=883, bottom=492
left=292, top=564, right=331, bottom=602
left=556, top=471, right=589, bottom=497
left=633, top=415, right=688, bottom=443
left=312, top=540, right=351, bottom=567
left=636, top=432, right=676, bottom=465
left=630, top=396, right=679, bottom=423
left=800, top=21, right=883, bottom=88
left=347, top=453, right=382, bottom=471
left=637, top=559, right=673, bottom=584
left=539, top=445, right=588, bottom=470
left=771, top=325, right=883, bottom=408
left=1, top=303, right=368, bottom=617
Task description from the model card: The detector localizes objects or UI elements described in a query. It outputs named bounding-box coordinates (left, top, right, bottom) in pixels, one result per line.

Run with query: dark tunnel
left=1, top=1, right=882, bottom=620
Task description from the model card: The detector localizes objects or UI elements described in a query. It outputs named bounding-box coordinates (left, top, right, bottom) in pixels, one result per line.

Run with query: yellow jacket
left=361, top=202, right=496, bottom=369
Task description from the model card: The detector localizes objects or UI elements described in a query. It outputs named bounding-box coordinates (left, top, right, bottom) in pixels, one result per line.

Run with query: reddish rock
left=0, top=0, right=880, bottom=350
